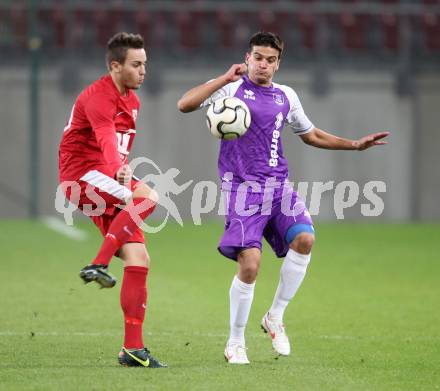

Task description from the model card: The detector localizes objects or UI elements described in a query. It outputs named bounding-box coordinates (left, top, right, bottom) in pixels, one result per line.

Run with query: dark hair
left=248, top=31, right=284, bottom=58
left=106, top=32, right=144, bottom=70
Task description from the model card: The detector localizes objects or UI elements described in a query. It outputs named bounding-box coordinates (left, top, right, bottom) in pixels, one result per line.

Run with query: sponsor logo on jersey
left=269, top=112, right=284, bottom=167
left=132, top=109, right=138, bottom=121
left=243, top=89, right=256, bottom=101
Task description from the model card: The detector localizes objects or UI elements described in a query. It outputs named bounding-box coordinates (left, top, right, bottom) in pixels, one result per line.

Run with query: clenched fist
left=116, top=164, right=133, bottom=187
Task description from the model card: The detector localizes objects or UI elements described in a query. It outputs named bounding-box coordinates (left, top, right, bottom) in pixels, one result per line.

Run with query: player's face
left=245, top=46, right=280, bottom=86
left=120, top=48, right=147, bottom=90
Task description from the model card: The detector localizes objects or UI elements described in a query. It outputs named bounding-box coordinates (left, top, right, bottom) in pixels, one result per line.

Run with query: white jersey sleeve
left=275, top=84, right=314, bottom=135
left=199, top=79, right=244, bottom=109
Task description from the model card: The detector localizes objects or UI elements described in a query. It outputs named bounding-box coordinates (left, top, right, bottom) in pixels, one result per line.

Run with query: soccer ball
left=206, top=97, right=251, bottom=140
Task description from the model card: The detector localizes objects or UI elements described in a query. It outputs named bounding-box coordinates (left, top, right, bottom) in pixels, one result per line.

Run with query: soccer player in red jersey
left=58, top=32, right=166, bottom=368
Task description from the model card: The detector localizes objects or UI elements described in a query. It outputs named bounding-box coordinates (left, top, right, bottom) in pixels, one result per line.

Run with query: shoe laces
left=267, top=316, right=286, bottom=336
left=274, top=322, right=286, bottom=335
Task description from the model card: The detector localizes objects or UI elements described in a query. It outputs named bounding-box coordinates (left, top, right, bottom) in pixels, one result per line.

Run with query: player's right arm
left=84, top=92, right=122, bottom=178
left=177, top=63, right=247, bottom=113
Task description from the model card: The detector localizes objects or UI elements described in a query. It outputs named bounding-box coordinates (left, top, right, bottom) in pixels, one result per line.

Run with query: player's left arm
left=300, top=127, right=390, bottom=151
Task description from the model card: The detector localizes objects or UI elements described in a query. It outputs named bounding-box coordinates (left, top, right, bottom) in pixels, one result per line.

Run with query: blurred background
left=0, top=0, right=439, bottom=222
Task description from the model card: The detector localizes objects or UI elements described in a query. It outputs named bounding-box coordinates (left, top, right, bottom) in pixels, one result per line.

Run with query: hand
left=116, top=164, right=133, bottom=187
left=222, top=63, right=247, bottom=83
left=354, top=131, right=390, bottom=151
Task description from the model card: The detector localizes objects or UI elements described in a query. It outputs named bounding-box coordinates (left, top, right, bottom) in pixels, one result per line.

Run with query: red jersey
left=59, top=74, right=140, bottom=182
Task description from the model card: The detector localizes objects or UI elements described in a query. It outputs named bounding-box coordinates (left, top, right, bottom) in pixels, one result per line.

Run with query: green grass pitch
left=0, top=220, right=439, bottom=391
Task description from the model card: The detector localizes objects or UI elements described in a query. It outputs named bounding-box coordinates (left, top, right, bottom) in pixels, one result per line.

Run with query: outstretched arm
left=300, top=127, right=390, bottom=151
left=177, top=63, right=247, bottom=113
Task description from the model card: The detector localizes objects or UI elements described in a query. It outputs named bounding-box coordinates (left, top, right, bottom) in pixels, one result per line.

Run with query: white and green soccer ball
left=206, top=96, right=251, bottom=140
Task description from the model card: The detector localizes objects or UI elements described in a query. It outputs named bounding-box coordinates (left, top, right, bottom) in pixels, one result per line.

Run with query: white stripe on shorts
left=80, top=170, right=132, bottom=202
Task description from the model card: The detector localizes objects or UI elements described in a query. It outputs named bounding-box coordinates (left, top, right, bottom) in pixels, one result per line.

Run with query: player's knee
left=137, top=247, right=149, bottom=266
left=238, top=253, right=260, bottom=282
left=120, top=244, right=150, bottom=267
left=290, top=232, right=315, bottom=254
left=133, top=183, right=158, bottom=204
left=240, top=263, right=259, bottom=281
left=138, top=248, right=149, bottom=264
left=286, top=224, right=315, bottom=254
left=124, top=252, right=149, bottom=267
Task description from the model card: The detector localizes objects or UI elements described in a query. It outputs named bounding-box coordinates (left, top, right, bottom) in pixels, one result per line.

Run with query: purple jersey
left=202, top=75, right=314, bottom=190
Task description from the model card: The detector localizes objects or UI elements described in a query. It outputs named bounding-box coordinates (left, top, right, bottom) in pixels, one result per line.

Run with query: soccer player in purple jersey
left=178, top=32, right=389, bottom=364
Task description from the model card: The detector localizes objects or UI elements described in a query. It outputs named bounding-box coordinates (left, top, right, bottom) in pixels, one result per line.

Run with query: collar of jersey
left=104, top=74, right=132, bottom=100
left=243, top=74, right=274, bottom=91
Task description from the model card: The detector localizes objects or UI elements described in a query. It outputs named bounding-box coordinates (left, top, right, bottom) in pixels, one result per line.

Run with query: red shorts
left=62, top=170, right=145, bottom=244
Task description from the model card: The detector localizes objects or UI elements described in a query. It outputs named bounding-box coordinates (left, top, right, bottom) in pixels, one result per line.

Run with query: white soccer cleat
left=224, top=342, right=250, bottom=364
left=261, top=312, right=291, bottom=356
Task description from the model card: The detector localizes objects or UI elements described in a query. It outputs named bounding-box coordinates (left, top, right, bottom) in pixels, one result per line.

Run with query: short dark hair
left=249, top=31, right=284, bottom=59
left=106, top=32, right=144, bottom=70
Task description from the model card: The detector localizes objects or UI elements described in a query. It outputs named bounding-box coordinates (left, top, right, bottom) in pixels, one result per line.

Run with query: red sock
left=120, top=266, right=148, bottom=349
left=92, top=198, right=156, bottom=266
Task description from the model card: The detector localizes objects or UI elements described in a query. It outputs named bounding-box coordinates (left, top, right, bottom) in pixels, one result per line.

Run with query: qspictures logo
left=55, top=157, right=386, bottom=233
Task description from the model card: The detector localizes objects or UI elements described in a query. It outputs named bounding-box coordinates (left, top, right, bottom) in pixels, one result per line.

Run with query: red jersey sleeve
left=84, top=92, right=122, bottom=177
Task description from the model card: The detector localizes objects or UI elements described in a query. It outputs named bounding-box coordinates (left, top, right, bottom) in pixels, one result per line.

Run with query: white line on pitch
left=0, top=331, right=438, bottom=341
left=41, top=216, right=88, bottom=241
